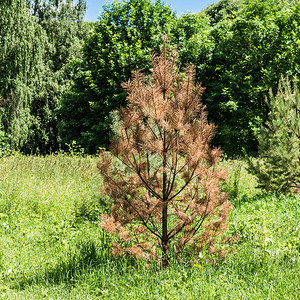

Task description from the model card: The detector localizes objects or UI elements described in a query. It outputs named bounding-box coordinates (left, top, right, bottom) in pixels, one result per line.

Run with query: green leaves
left=59, top=0, right=176, bottom=153
left=168, top=13, right=214, bottom=77
left=201, top=0, right=300, bottom=155
left=0, top=0, right=88, bottom=154
left=0, top=0, right=47, bottom=150
left=2, top=0, right=299, bottom=157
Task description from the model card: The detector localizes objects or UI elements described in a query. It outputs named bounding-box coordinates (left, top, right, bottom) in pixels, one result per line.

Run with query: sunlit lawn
left=0, top=154, right=299, bottom=299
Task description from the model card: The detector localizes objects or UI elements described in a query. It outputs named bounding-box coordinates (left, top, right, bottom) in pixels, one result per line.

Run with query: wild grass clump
left=221, top=159, right=260, bottom=202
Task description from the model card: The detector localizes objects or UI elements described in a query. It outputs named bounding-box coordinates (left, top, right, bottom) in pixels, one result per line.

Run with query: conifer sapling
left=98, top=40, right=232, bottom=267
left=247, top=76, right=300, bottom=193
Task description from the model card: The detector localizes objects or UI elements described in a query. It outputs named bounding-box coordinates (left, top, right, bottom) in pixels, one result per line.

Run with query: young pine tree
left=98, top=42, right=232, bottom=267
left=248, top=76, right=300, bottom=193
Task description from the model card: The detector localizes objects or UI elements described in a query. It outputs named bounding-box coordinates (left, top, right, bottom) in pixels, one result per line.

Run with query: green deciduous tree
left=202, top=0, right=300, bottom=155
left=27, top=0, right=87, bottom=73
left=59, top=0, right=176, bottom=153
left=168, top=13, right=214, bottom=79
left=247, top=76, right=300, bottom=193
left=203, top=0, right=243, bottom=25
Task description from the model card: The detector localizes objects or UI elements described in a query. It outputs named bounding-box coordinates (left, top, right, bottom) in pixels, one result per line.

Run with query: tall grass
left=0, top=154, right=299, bottom=299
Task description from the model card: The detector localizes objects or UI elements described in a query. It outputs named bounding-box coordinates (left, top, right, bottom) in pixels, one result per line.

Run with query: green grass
left=0, top=154, right=299, bottom=299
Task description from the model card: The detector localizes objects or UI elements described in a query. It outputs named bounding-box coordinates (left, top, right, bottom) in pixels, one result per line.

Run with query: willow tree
left=0, top=0, right=47, bottom=151
left=0, top=0, right=87, bottom=153
left=98, top=42, right=232, bottom=267
left=26, top=0, right=87, bottom=153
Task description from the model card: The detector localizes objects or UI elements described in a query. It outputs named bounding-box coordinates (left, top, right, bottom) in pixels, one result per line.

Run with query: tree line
left=1, top=0, right=300, bottom=156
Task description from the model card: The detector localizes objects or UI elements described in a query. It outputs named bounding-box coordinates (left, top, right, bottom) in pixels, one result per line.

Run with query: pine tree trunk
left=162, top=129, right=169, bottom=268
left=162, top=230, right=169, bottom=268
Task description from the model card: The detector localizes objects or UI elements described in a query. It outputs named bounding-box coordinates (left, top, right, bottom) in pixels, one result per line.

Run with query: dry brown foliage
left=98, top=39, right=232, bottom=267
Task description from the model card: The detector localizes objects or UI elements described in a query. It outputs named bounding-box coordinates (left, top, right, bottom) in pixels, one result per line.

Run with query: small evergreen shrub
left=247, top=76, right=300, bottom=193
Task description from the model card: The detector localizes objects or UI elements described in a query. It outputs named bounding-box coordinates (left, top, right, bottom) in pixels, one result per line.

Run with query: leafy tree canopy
left=0, top=0, right=47, bottom=150
left=59, top=0, right=176, bottom=153
left=203, top=0, right=244, bottom=25
left=0, top=0, right=88, bottom=154
left=168, top=13, right=214, bottom=79
left=202, top=0, right=300, bottom=155
left=25, top=0, right=88, bottom=154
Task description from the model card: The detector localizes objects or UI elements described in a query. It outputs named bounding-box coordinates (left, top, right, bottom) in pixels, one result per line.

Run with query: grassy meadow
left=0, top=153, right=299, bottom=299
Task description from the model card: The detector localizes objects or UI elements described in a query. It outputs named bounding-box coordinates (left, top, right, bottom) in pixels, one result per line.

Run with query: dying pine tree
left=98, top=40, right=232, bottom=267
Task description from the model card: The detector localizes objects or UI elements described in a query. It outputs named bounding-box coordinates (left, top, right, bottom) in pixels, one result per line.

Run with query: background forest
left=0, top=0, right=299, bottom=299
left=1, top=0, right=299, bottom=156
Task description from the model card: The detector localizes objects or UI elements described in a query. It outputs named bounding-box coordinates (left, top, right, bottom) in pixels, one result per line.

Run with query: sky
left=84, top=0, right=217, bottom=22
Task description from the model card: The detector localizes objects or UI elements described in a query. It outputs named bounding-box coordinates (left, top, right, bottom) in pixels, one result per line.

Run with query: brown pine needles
left=97, top=40, right=232, bottom=268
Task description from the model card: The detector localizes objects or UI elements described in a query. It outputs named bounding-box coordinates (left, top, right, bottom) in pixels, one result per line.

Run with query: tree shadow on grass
left=8, top=235, right=139, bottom=290
left=230, top=191, right=281, bottom=209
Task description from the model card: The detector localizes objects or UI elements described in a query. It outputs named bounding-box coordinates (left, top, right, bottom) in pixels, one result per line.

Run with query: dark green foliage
left=27, top=0, right=87, bottom=73
left=25, top=0, right=87, bottom=154
left=0, top=126, right=11, bottom=157
left=204, top=0, right=244, bottom=25
left=3, top=0, right=300, bottom=157
left=247, top=76, right=300, bottom=193
left=0, top=0, right=47, bottom=151
left=59, top=0, right=176, bottom=153
left=202, top=0, right=300, bottom=155
left=168, top=13, right=214, bottom=79
left=59, top=0, right=300, bottom=156
left=0, top=0, right=87, bottom=154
